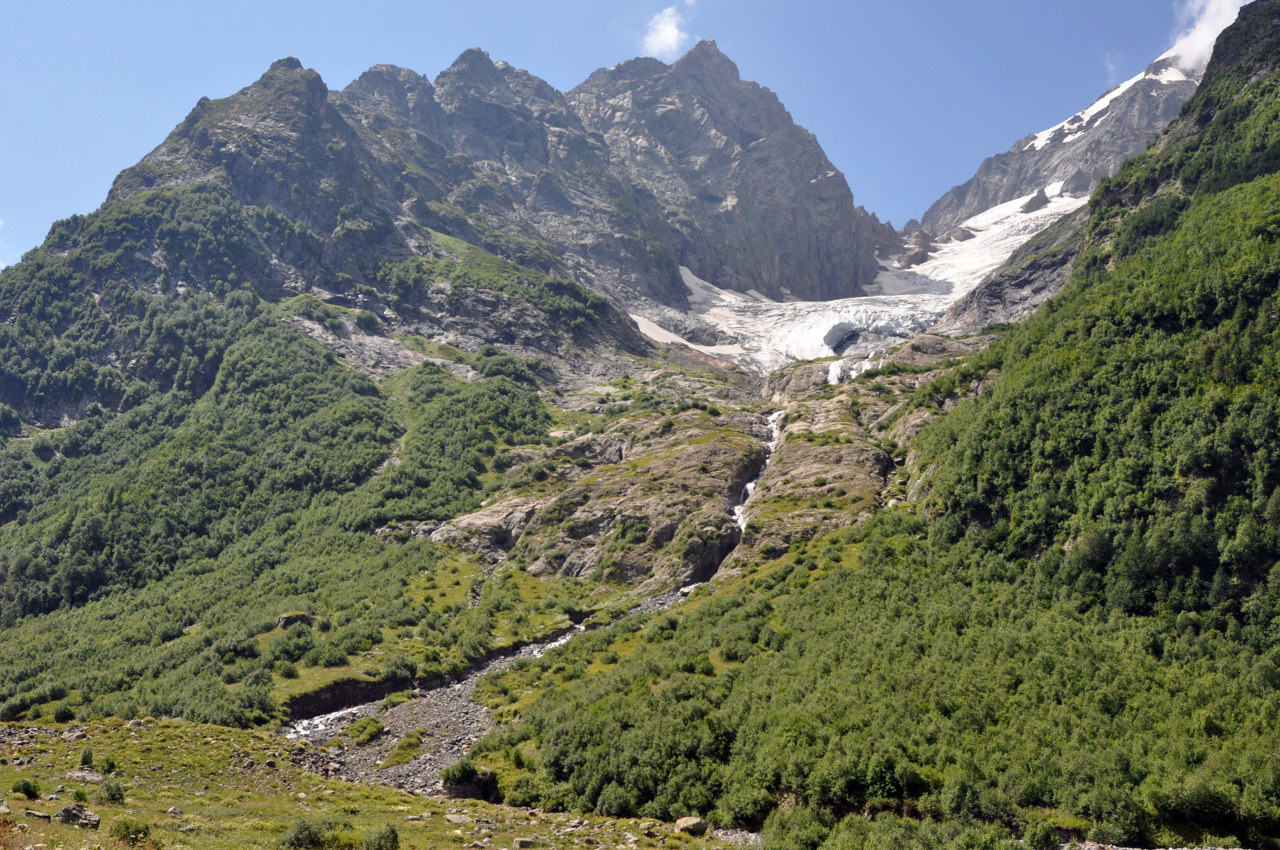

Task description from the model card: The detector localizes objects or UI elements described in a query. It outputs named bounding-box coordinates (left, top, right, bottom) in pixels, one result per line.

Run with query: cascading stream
left=733, top=410, right=785, bottom=532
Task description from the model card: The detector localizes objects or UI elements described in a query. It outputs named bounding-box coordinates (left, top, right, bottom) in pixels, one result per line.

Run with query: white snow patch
left=1151, top=65, right=1191, bottom=84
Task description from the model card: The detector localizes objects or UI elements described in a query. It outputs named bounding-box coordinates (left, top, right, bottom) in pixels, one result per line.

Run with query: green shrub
left=280, top=817, right=328, bottom=849
left=109, top=817, right=150, bottom=846
left=100, top=779, right=125, bottom=803
left=347, top=717, right=384, bottom=745
left=11, top=778, right=39, bottom=800
left=363, top=825, right=399, bottom=850
left=1024, top=821, right=1057, bottom=850
left=440, top=758, right=477, bottom=786
left=79, top=747, right=94, bottom=767
left=381, top=690, right=412, bottom=710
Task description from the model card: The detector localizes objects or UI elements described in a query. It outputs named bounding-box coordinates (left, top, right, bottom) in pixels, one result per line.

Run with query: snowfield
left=633, top=187, right=1087, bottom=376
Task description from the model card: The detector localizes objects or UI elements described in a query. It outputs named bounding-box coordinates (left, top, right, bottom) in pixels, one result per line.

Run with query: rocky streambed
left=280, top=586, right=699, bottom=795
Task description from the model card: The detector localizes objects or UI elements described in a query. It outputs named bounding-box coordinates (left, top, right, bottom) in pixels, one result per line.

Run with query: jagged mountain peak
left=253, top=56, right=328, bottom=100
left=268, top=56, right=303, bottom=72
left=431, top=48, right=570, bottom=117
left=350, top=63, right=433, bottom=91
left=436, top=47, right=506, bottom=92
left=672, top=38, right=741, bottom=80
left=581, top=56, right=668, bottom=88
left=569, top=43, right=895, bottom=301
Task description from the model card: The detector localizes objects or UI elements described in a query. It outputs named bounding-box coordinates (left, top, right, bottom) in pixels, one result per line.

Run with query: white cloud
left=1104, top=51, right=1124, bottom=84
left=1169, top=0, right=1248, bottom=73
left=642, top=6, right=691, bottom=61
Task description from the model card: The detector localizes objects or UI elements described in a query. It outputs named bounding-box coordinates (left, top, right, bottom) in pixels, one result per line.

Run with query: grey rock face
left=921, top=55, right=1202, bottom=234
left=570, top=40, right=898, bottom=301
left=108, top=44, right=892, bottom=319
left=934, top=206, right=1088, bottom=335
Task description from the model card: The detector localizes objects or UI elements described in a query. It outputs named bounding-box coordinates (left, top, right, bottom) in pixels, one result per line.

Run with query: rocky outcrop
left=430, top=497, right=544, bottom=562
left=509, top=409, right=769, bottom=588
left=675, top=817, right=708, bottom=836
left=935, top=206, right=1087, bottom=334
left=571, top=41, right=898, bottom=301
left=53, top=803, right=100, bottom=829
left=275, top=612, right=313, bottom=630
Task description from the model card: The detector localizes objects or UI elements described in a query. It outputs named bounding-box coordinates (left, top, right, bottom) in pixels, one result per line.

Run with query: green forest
left=0, top=177, right=639, bottom=728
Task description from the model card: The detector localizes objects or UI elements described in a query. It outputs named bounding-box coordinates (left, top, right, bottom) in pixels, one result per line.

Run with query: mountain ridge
left=919, top=47, right=1206, bottom=236
left=107, top=42, right=895, bottom=314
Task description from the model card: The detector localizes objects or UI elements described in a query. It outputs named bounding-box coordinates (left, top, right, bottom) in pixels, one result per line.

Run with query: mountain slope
left=462, top=5, right=1280, bottom=847
left=920, top=50, right=1204, bottom=236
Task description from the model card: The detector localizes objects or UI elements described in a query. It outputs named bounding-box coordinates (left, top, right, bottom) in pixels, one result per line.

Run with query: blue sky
left=0, top=0, right=1243, bottom=266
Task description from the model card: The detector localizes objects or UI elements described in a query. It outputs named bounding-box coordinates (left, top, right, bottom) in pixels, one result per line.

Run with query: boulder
left=674, top=816, right=707, bottom=836
left=276, top=612, right=313, bottom=630
left=64, top=769, right=104, bottom=783
left=54, top=803, right=101, bottom=829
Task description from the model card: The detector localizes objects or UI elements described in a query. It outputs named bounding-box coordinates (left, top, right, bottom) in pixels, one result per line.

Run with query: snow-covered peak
left=1023, top=3, right=1246, bottom=154
left=1023, top=55, right=1198, bottom=153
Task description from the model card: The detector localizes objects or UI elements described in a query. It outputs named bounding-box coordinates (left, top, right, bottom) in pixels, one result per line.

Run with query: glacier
left=632, top=186, right=1087, bottom=376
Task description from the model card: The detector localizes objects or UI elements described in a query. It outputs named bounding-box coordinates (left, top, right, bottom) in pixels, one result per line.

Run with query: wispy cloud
left=1103, top=51, right=1125, bottom=84
left=1169, top=0, right=1248, bottom=72
left=642, top=6, right=691, bottom=61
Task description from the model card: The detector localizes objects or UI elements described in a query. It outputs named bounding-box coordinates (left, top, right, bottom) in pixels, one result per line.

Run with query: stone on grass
left=675, top=816, right=707, bottom=836
left=54, top=803, right=100, bottom=829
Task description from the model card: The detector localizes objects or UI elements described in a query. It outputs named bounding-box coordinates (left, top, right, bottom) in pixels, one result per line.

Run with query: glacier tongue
left=633, top=190, right=1087, bottom=375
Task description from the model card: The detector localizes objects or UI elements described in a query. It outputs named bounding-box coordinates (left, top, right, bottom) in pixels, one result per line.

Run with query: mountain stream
left=733, top=410, right=785, bottom=532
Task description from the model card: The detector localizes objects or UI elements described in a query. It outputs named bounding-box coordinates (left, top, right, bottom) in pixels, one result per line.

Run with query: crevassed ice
left=633, top=189, right=1086, bottom=375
